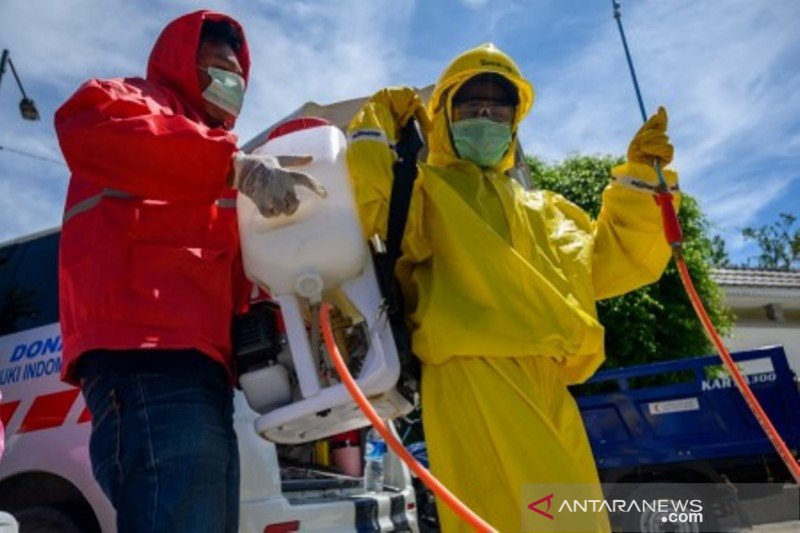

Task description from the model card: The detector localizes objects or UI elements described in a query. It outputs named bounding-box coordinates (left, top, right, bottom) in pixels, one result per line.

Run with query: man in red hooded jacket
left=54, top=11, right=323, bottom=532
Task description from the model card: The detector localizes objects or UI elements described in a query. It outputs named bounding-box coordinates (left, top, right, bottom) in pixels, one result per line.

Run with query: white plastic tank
left=237, top=117, right=412, bottom=443
left=238, top=119, right=367, bottom=298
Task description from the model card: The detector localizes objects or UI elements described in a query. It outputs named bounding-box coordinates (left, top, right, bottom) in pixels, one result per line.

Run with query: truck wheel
left=14, top=506, right=82, bottom=533
left=619, top=483, right=718, bottom=533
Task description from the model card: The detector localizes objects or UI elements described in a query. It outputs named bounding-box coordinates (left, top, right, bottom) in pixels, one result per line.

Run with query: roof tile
left=711, top=268, right=800, bottom=288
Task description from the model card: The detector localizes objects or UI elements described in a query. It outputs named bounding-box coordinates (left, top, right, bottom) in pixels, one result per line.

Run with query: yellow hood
left=426, top=43, right=535, bottom=172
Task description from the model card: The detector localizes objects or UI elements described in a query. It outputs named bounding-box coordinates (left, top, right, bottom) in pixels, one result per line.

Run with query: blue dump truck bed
left=574, top=346, right=800, bottom=473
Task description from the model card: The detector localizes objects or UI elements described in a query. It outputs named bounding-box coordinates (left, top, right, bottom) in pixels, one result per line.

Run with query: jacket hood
left=426, top=43, right=534, bottom=172
left=147, top=10, right=251, bottom=126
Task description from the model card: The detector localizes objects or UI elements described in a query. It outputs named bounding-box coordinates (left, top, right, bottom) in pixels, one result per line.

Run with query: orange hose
left=675, top=256, right=800, bottom=484
left=319, top=302, right=497, bottom=532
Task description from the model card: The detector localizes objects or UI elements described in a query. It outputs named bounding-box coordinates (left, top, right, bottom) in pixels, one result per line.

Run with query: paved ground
left=739, top=485, right=800, bottom=531
left=642, top=484, right=800, bottom=532
left=749, top=521, right=800, bottom=532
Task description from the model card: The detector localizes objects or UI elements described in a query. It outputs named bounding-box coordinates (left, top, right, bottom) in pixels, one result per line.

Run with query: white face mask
left=198, top=66, right=246, bottom=117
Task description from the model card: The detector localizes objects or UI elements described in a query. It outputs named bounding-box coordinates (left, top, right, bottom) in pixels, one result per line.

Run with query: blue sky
left=1, top=0, right=798, bottom=264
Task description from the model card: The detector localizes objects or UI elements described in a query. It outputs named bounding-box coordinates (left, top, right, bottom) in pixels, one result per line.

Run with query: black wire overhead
left=0, top=144, right=65, bottom=166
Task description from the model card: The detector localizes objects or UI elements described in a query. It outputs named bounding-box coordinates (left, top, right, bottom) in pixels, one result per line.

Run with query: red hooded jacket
left=55, top=11, right=252, bottom=385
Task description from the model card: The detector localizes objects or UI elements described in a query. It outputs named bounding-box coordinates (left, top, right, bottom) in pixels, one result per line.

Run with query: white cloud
left=459, top=0, right=490, bottom=8
left=707, top=174, right=796, bottom=262
left=235, top=1, right=414, bottom=141
left=701, top=176, right=793, bottom=228
left=0, top=157, right=65, bottom=243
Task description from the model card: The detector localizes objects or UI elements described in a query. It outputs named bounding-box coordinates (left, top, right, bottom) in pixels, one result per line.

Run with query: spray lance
left=611, top=0, right=800, bottom=484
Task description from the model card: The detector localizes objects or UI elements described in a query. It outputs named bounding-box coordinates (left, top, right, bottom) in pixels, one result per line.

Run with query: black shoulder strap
left=383, top=119, right=423, bottom=310
left=382, top=119, right=424, bottom=398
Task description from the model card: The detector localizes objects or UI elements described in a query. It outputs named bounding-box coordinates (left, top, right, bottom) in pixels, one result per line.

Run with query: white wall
left=723, top=323, right=800, bottom=378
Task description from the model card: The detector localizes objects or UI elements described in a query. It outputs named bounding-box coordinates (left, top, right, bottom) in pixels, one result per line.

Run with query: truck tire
left=14, top=506, right=82, bottom=533
left=619, top=483, right=718, bottom=533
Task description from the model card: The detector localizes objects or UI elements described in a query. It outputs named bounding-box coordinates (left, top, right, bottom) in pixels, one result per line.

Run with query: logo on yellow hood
left=427, top=43, right=534, bottom=171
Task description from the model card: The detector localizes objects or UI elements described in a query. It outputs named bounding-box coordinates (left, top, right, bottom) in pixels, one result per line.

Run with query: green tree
left=709, top=235, right=731, bottom=268
left=529, top=154, right=733, bottom=369
left=742, top=213, right=799, bottom=270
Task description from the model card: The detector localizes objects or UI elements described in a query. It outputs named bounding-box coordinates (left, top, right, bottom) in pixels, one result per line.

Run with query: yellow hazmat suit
left=346, top=44, right=679, bottom=532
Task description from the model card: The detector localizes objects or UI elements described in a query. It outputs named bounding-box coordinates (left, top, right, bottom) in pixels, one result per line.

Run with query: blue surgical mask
left=451, top=117, right=513, bottom=168
left=199, top=66, right=246, bottom=117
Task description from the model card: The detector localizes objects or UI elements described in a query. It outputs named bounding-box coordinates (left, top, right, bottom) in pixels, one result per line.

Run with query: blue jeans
left=80, top=351, right=239, bottom=533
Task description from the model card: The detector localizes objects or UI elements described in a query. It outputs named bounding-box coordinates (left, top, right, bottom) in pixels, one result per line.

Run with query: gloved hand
left=371, top=86, right=432, bottom=138
left=627, top=106, right=674, bottom=167
left=231, top=152, right=327, bottom=217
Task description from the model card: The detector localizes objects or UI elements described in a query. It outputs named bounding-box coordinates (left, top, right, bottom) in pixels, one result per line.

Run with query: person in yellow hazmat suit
left=346, top=43, right=679, bottom=532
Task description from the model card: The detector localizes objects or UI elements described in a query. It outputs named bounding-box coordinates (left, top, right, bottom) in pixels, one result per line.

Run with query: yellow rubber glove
left=627, top=106, right=674, bottom=167
left=369, top=86, right=432, bottom=139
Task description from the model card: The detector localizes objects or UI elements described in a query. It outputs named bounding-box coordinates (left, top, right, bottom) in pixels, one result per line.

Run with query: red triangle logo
left=528, top=493, right=555, bottom=520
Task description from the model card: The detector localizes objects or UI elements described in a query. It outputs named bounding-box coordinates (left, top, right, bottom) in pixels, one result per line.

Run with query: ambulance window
left=0, top=232, right=60, bottom=334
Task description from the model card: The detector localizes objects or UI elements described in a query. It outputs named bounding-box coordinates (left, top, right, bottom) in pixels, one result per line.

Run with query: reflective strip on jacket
left=54, top=10, right=252, bottom=385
